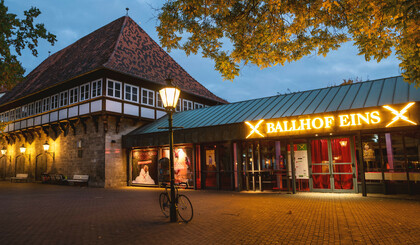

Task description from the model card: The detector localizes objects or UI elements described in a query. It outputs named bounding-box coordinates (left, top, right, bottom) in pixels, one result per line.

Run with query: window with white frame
left=28, top=103, right=34, bottom=116
left=35, top=100, right=42, bottom=114
left=91, top=79, right=102, bottom=98
left=15, top=107, right=21, bottom=120
left=4, top=111, right=9, bottom=122
left=0, top=113, right=3, bottom=123
left=176, top=99, right=182, bottom=112
left=21, top=105, right=27, bottom=118
left=125, top=84, right=139, bottom=103
left=80, top=83, right=90, bottom=101
left=9, top=109, right=15, bottom=121
left=60, top=91, right=68, bottom=107
left=51, top=94, right=59, bottom=109
left=156, top=92, right=164, bottom=108
left=69, top=87, right=78, bottom=104
left=183, top=99, right=193, bottom=111
left=141, top=88, right=154, bottom=106
left=107, top=79, right=121, bottom=99
left=194, top=103, right=204, bottom=109
left=43, top=97, right=50, bottom=112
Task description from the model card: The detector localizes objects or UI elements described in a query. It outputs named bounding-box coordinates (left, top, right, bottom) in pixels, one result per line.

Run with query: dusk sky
left=6, top=0, right=402, bottom=102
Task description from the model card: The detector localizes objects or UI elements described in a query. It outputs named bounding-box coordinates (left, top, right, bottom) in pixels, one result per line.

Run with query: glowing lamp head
left=43, top=141, right=50, bottom=152
left=20, top=144, right=26, bottom=154
left=1, top=147, right=6, bottom=155
left=159, top=78, right=180, bottom=111
left=339, top=140, right=348, bottom=147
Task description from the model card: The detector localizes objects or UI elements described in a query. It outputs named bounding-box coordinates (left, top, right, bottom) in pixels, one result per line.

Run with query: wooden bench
left=10, top=173, right=29, bottom=183
left=67, top=175, right=89, bottom=186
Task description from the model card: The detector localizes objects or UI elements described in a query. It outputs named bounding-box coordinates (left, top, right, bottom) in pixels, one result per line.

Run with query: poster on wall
left=132, top=149, right=158, bottom=185
left=288, top=144, right=309, bottom=179
left=162, top=147, right=194, bottom=187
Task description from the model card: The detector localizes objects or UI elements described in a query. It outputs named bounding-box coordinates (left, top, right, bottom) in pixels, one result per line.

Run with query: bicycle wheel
left=159, top=192, right=170, bottom=217
left=177, top=194, right=193, bottom=222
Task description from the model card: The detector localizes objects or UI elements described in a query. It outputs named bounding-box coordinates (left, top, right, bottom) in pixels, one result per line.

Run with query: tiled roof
left=0, top=16, right=226, bottom=105
left=128, top=76, right=420, bottom=135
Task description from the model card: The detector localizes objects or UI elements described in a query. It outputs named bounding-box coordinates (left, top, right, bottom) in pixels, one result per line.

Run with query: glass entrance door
left=310, top=137, right=356, bottom=192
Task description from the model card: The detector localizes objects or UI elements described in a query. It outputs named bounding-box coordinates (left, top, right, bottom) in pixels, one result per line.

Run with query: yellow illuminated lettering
left=357, top=113, right=370, bottom=125
left=383, top=102, right=417, bottom=127
left=312, top=117, right=324, bottom=129
left=283, top=121, right=290, bottom=131
left=291, top=120, right=299, bottom=131
left=339, top=115, right=350, bottom=127
left=267, top=123, right=275, bottom=133
left=350, top=114, right=357, bottom=126
left=276, top=121, right=283, bottom=132
left=324, top=116, right=334, bottom=128
left=299, top=119, right=311, bottom=130
left=370, top=111, right=381, bottom=124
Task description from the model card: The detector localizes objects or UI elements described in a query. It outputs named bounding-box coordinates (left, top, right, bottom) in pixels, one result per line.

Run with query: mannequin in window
left=363, top=143, right=376, bottom=170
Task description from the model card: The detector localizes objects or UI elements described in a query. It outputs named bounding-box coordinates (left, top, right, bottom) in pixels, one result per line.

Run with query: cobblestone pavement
left=0, top=182, right=419, bottom=245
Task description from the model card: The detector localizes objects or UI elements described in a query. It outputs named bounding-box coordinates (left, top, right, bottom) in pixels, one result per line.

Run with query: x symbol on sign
left=383, top=102, right=417, bottom=127
left=245, top=120, right=265, bottom=138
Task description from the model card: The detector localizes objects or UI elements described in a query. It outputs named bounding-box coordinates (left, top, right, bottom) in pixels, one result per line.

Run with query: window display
left=161, top=147, right=194, bottom=187
left=132, top=149, right=158, bottom=185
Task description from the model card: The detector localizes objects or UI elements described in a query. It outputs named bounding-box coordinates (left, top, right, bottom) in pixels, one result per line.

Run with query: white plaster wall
left=123, top=104, right=139, bottom=116
left=91, top=100, right=102, bottom=112
left=141, top=107, right=155, bottom=119
left=59, top=109, right=68, bottom=120
left=50, top=111, right=58, bottom=122
left=68, top=106, right=78, bottom=118
left=106, top=100, right=122, bottom=113
left=79, top=103, right=90, bottom=115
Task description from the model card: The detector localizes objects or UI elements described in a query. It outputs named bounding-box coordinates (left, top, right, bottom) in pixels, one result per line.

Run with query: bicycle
left=159, top=182, right=193, bottom=222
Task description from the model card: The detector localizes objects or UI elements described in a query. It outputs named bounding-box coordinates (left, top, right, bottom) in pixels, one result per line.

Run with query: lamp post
left=159, top=78, right=180, bottom=223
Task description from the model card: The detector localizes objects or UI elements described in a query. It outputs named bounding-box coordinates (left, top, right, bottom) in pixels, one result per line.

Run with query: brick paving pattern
left=0, top=182, right=419, bottom=245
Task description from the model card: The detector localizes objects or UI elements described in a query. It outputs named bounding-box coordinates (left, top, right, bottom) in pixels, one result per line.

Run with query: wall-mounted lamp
left=339, top=140, right=348, bottom=147
left=1, top=146, right=7, bottom=155
left=20, top=144, right=26, bottom=154
left=43, top=141, right=50, bottom=152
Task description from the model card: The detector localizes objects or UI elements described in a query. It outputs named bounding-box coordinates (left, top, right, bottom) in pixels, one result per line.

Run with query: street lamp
left=159, top=78, right=180, bottom=223
left=43, top=141, right=50, bottom=152
left=20, top=144, right=26, bottom=154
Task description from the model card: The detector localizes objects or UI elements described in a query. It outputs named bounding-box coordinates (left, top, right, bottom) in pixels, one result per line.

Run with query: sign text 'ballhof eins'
left=245, top=102, right=418, bottom=138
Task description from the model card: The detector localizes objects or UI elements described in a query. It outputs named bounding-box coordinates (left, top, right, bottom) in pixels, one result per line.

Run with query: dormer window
left=80, top=83, right=90, bottom=101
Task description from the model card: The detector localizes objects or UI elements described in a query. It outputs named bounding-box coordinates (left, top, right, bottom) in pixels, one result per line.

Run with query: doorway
left=310, top=137, right=356, bottom=192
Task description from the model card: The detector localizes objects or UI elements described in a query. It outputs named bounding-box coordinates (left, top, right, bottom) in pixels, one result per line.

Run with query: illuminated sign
left=245, top=120, right=265, bottom=138
left=383, top=102, right=417, bottom=127
left=245, top=102, right=417, bottom=138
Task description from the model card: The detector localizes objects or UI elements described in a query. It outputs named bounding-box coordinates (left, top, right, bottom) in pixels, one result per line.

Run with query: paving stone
left=0, top=182, right=419, bottom=245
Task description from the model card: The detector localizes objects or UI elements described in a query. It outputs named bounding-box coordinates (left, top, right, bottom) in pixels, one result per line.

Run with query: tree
left=157, top=0, right=419, bottom=84
left=0, top=0, right=56, bottom=89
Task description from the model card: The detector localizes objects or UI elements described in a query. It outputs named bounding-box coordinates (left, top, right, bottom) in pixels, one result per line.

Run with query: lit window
left=156, top=92, right=164, bottom=108
left=91, top=79, right=102, bottom=98
left=141, top=88, right=154, bottom=106
left=60, top=91, right=68, bottom=107
left=125, top=84, right=139, bottom=103
left=80, top=83, right=90, bottom=101
left=51, top=94, right=59, bottom=109
left=69, top=87, right=78, bottom=104
left=107, top=79, right=122, bottom=99
left=35, top=100, right=42, bottom=114
left=183, top=100, right=193, bottom=111
left=43, top=97, right=50, bottom=112
left=28, top=103, right=34, bottom=116
left=194, top=103, right=204, bottom=109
